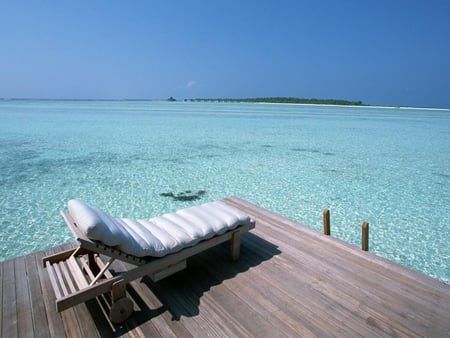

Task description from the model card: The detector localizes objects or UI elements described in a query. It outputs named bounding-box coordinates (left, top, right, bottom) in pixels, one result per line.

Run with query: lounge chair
left=43, top=198, right=255, bottom=323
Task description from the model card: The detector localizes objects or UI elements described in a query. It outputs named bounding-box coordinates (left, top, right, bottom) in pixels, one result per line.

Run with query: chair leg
left=111, top=281, right=127, bottom=302
left=231, top=231, right=241, bottom=261
left=110, top=282, right=133, bottom=323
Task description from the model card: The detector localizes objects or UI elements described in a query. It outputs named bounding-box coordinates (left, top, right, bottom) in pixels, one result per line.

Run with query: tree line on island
left=167, top=96, right=365, bottom=106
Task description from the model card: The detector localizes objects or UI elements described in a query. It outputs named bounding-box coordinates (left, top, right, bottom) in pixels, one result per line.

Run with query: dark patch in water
left=435, top=172, right=450, bottom=179
left=129, top=153, right=153, bottom=162
left=163, top=158, right=183, bottom=163
left=197, top=144, right=222, bottom=150
left=204, top=154, right=219, bottom=159
left=321, top=168, right=339, bottom=173
left=0, top=149, right=126, bottom=188
left=291, top=148, right=319, bottom=153
left=261, top=144, right=272, bottom=148
left=160, top=190, right=207, bottom=201
left=292, top=148, right=335, bottom=156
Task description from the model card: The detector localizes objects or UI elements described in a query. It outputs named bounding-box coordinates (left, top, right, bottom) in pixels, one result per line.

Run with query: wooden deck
left=1, top=196, right=449, bottom=337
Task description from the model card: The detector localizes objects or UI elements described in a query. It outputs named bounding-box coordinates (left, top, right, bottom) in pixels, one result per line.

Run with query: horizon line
left=1, top=97, right=449, bottom=110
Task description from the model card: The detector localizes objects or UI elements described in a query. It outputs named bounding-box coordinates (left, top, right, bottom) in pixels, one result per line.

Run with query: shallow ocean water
left=0, top=100, right=449, bottom=283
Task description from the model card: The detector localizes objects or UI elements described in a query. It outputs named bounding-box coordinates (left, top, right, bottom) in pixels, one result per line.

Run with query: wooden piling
left=362, top=221, right=369, bottom=251
left=323, top=209, right=330, bottom=235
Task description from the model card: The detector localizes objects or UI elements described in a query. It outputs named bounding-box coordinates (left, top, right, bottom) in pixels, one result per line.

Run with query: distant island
left=183, top=97, right=366, bottom=106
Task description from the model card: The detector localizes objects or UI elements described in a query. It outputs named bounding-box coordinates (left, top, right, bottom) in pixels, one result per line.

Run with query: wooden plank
left=25, top=253, right=51, bottom=338
left=78, top=256, right=96, bottom=283
left=225, top=196, right=449, bottom=293
left=240, top=235, right=389, bottom=336
left=199, top=241, right=355, bottom=336
left=144, top=270, right=225, bottom=336
left=67, top=256, right=89, bottom=289
left=166, top=252, right=254, bottom=337
left=59, top=260, right=78, bottom=294
left=225, top=197, right=450, bottom=336
left=45, top=254, right=104, bottom=338
left=42, top=247, right=78, bottom=267
left=45, top=261, right=63, bottom=299
left=70, top=302, right=102, bottom=338
left=125, top=281, right=179, bottom=338
left=1, top=197, right=449, bottom=337
left=187, top=251, right=299, bottom=337
left=109, top=286, right=162, bottom=337
left=53, top=262, right=69, bottom=297
left=252, top=211, right=450, bottom=323
left=56, top=274, right=120, bottom=312
left=45, top=246, right=84, bottom=337
left=2, top=259, right=18, bottom=338
left=197, top=248, right=329, bottom=337
left=246, top=221, right=436, bottom=336
left=93, top=260, right=164, bottom=336
left=150, top=260, right=186, bottom=282
left=231, top=197, right=449, bottom=321
left=94, top=255, right=113, bottom=279
left=35, top=249, right=67, bottom=338
left=113, top=259, right=192, bottom=338
left=232, top=272, right=324, bottom=337
left=88, top=295, right=117, bottom=334
left=14, top=256, right=34, bottom=338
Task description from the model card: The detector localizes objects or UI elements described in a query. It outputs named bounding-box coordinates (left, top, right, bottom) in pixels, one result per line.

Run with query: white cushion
left=68, top=199, right=133, bottom=247
left=67, top=200, right=252, bottom=257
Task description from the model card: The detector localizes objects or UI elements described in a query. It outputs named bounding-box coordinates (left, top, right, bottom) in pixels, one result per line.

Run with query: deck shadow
left=140, top=232, right=281, bottom=320
left=84, top=232, right=280, bottom=334
left=84, top=279, right=168, bottom=336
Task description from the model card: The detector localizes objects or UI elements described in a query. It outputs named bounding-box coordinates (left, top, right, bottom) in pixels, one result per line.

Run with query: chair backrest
left=60, top=210, right=147, bottom=265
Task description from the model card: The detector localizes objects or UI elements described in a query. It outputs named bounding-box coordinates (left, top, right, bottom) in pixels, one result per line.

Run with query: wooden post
left=111, top=281, right=127, bottom=302
left=110, top=281, right=133, bottom=323
left=362, top=222, right=369, bottom=251
left=323, top=209, right=330, bottom=235
left=230, top=231, right=241, bottom=261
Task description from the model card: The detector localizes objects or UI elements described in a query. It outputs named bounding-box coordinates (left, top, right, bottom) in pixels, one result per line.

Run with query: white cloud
left=186, top=80, right=197, bottom=89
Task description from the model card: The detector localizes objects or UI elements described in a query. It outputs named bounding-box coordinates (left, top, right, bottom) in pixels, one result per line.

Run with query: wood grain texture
left=1, top=196, right=449, bottom=337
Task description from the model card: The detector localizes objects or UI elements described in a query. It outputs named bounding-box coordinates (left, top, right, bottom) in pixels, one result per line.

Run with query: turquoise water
left=1, top=100, right=449, bottom=283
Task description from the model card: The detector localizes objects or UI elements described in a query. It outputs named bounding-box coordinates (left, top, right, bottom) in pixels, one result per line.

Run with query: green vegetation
left=184, top=97, right=365, bottom=106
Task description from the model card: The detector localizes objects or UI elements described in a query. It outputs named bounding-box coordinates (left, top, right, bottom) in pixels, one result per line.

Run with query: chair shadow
left=86, top=232, right=281, bottom=335
left=142, top=232, right=280, bottom=320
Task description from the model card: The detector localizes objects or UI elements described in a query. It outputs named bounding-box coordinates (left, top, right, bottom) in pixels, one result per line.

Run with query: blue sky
left=1, top=1, right=449, bottom=108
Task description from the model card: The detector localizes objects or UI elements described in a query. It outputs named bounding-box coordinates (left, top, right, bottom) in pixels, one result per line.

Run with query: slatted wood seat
left=43, top=200, right=255, bottom=323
